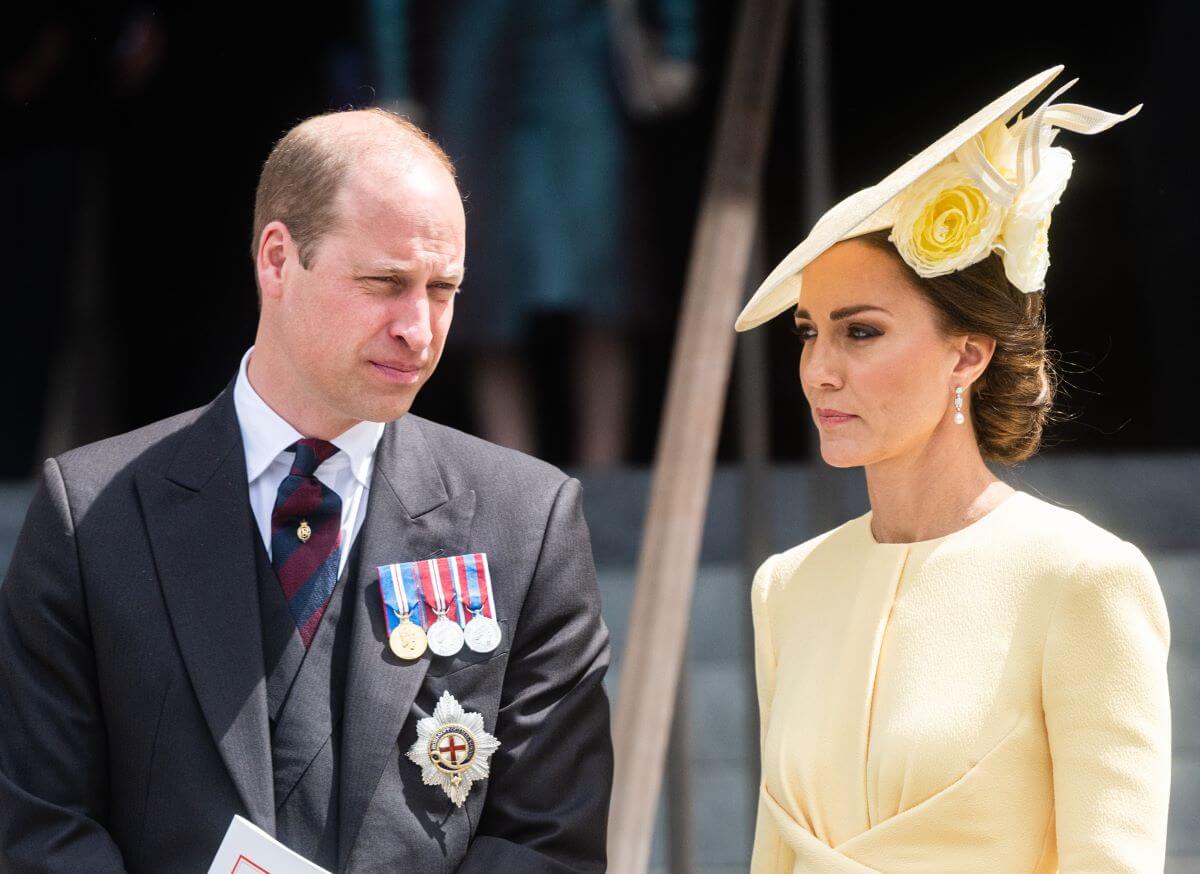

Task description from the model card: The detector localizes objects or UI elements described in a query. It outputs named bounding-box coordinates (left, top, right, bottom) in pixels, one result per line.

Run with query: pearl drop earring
left=953, top=386, right=965, bottom=425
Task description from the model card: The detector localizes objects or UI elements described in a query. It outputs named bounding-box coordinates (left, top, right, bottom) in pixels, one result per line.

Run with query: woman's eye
left=848, top=324, right=882, bottom=340
left=791, top=323, right=816, bottom=343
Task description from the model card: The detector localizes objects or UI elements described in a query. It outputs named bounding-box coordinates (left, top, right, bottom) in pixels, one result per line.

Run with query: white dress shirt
left=233, top=347, right=385, bottom=576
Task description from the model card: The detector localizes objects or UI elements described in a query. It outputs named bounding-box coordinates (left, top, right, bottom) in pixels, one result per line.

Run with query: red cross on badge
left=429, top=724, right=476, bottom=774
left=438, top=733, right=468, bottom=766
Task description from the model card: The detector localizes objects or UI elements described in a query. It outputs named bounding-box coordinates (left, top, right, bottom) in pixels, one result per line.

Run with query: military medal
left=464, top=614, right=501, bottom=654
left=379, top=553, right=498, bottom=662
left=379, top=564, right=427, bottom=661
left=407, top=690, right=500, bottom=807
left=423, top=559, right=465, bottom=657
left=390, top=620, right=427, bottom=661
left=455, top=553, right=501, bottom=654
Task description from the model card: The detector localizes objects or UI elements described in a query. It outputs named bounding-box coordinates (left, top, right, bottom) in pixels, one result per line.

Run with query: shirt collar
left=233, top=347, right=385, bottom=487
left=331, top=415, right=387, bottom=489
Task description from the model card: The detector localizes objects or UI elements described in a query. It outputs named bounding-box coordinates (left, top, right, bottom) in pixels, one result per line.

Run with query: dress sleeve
left=1042, top=540, right=1171, bottom=873
left=749, top=554, right=793, bottom=874
left=751, top=555, right=779, bottom=749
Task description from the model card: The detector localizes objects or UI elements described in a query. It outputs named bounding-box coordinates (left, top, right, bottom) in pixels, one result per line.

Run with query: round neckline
left=863, top=489, right=1028, bottom=548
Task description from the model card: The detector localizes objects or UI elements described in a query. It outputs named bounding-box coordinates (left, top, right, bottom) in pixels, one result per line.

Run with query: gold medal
left=297, top=520, right=312, bottom=542
left=390, top=618, right=428, bottom=660
left=384, top=564, right=427, bottom=660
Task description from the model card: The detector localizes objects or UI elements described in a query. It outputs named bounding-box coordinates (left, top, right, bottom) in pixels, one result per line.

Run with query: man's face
left=271, top=151, right=466, bottom=430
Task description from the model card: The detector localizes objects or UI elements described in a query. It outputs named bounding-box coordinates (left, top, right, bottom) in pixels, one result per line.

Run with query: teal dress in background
left=367, top=0, right=696, bottom=344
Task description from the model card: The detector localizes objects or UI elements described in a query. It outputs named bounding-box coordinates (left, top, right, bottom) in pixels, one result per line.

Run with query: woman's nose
left=801, top=341, right=842, bottom=391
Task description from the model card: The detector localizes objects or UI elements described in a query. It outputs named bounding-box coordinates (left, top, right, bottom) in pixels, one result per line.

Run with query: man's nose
left=390, top=291, right=434, bottom=351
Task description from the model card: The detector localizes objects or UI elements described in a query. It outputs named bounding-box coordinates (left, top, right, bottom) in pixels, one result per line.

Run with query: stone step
left=0, top=482, right=34, bottom=575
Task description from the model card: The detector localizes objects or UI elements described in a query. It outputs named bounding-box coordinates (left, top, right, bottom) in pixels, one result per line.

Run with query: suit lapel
left=136, top=387, right=275, bottom=832
left=339, top=415, right=475, bottom=868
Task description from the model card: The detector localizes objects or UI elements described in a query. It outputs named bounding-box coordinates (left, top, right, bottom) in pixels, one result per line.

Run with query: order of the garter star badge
left=407, top=690, right=500, bottom=807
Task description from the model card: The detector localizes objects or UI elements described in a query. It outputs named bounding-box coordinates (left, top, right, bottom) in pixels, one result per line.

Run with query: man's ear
left=951, top=333, right=997, bottom=388
left=255, top=221, right=294, bottom=301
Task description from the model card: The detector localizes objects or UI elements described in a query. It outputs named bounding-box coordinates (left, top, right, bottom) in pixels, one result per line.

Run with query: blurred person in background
left=1, top=4, right=166, bottom=477
left=738, top=69, right=1170, bottom=872
left=367, top=0, right=698, bottom=464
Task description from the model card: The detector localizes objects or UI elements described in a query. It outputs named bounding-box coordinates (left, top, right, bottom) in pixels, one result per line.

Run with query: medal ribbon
left=420, top=557, right=465, bottom=624
left=445, top=558, right=468, bottom=626
left=435, top=558, right=465, bottom=625
left=421, top=559, right=449, bottom=620
left=456, top=553, right=497, bottom=620
left=378, top=563, right=425, bottom=635
left=399, top=563, right=427, bottom=628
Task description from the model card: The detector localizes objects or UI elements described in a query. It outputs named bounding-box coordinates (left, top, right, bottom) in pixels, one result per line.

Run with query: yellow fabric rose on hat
left=889, top=162, right=1004, bottom=277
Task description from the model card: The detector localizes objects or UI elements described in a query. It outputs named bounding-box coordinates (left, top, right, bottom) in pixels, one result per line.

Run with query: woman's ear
left=951, top=333, right=997, bottom=387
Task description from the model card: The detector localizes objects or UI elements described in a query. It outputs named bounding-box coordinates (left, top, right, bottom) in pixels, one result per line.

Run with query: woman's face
left=794, top=240, right=970, bottom=468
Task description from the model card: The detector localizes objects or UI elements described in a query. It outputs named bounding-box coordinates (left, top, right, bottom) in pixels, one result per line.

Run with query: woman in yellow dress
left=736, top=68, right=1170, bottom=873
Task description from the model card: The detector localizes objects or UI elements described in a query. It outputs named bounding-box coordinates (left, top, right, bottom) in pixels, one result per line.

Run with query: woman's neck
left=863, top=430, right=1013, bottom=544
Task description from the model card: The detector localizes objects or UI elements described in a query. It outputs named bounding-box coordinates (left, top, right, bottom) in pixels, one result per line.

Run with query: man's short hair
left=250, top=108, right=455, bottom=270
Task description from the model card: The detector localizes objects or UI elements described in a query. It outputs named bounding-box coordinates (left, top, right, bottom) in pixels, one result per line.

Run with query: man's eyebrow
left=794, top=304, right=891, bottom=321
left=358, top=262, right=466, bottom=282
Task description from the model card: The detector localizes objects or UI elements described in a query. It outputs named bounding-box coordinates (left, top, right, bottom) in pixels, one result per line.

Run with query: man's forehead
left=342, top=146, right=460, bottom=204
left=334, top=161, right=464, bottom=242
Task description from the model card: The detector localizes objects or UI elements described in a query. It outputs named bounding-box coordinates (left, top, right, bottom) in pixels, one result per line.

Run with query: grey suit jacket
left=0, top=387, right=613, bottom=873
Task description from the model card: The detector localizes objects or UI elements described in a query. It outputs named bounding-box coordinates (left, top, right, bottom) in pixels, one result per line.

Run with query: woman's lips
left=370, top=360, right=423, bottom=385
left=815, top=408, right=857, bottom=427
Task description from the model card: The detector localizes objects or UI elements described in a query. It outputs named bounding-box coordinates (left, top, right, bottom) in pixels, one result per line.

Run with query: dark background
left=3, top=0, right=1195, bottom=477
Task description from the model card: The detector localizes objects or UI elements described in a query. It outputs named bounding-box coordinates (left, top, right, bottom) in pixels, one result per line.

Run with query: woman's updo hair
left=856, top=229, right=1057, bottom=464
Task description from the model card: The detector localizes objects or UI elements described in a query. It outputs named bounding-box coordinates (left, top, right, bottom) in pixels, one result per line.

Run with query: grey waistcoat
left=254, top=530, right=363, bottom=871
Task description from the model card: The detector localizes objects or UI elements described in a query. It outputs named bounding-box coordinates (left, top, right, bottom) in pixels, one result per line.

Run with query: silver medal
left=427, top=616, right=465, bottom=657
left=464, top=615, right=502, bottom=653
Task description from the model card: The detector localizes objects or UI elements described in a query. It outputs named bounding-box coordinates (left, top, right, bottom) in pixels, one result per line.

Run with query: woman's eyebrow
left=795, top=304, right=891, bottom=321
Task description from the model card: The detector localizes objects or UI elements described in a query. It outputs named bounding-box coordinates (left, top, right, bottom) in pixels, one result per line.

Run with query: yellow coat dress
left=750, top=490, right=1171, bottom=873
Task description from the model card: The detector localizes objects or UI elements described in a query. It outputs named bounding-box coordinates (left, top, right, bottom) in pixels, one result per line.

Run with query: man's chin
left=338, top=368, right=435, bottom=424
left=354, top=387, right=423, bottom=425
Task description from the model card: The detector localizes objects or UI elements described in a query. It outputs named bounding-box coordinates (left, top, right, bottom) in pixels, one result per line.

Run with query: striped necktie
left=270, top=438, right=343, bottom=647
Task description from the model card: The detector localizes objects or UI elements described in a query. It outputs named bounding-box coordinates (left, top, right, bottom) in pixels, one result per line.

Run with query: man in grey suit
left=0, top=110, right=612, bottom=872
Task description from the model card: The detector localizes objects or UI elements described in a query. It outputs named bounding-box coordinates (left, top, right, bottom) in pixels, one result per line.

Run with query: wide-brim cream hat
left=735, top=66, right=1141, bottom=331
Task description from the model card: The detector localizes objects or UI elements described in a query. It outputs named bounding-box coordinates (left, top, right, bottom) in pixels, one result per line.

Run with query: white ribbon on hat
left=956, top=134, right=1019, bottom=208
left=954, top=79, right=1142, bottom=204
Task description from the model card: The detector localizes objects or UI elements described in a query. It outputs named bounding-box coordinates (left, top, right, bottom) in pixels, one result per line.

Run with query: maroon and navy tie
left=270, top=438, right=343, bottom=647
